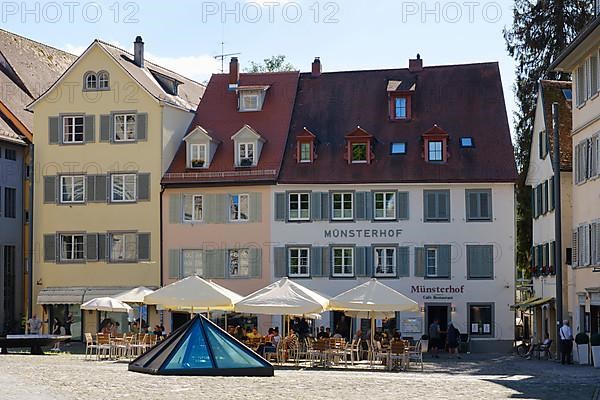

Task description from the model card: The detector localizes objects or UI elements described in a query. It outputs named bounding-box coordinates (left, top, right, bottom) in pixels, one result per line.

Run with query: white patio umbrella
left=329, top=278, right=418, bottom=355
left=234, top=278, right=329, bottom=335
left=80, top=297, right=133, bottom=313
left=143, top=276, right=242, bottom=314
left=113, top=286, right=155, bottom=330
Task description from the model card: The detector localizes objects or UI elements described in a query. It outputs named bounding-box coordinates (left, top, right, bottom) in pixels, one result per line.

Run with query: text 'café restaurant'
left=269, top=58, right=517, bottom=352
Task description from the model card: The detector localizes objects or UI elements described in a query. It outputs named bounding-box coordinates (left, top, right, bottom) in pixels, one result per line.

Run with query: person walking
left=559, top=320, right=573, bottom=365
left=446, top=321, right=461, bottom=359
left=27, top=314, right=42, bottom=335
left=429, top=319, right=441, bottom=358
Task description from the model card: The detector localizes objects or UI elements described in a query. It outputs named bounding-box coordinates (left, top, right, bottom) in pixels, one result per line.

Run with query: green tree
left=503, top=0, right=592, bottom=278
left=245, top=55, right=295, bottom=73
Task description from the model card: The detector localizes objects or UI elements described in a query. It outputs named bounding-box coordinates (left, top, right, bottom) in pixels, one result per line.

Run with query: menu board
left=402, top=318, right=422, bottom=333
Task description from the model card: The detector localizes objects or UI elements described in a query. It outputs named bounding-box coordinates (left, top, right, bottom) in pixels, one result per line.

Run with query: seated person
left=526, top=333, right=552, bottom=359
left=324, top=327, right=331, bottom=338
left=332, top=331, right=343, bottom=339
left=272, top=328, right=281, bottom=345
left=317, top=326, right=328, bottom=339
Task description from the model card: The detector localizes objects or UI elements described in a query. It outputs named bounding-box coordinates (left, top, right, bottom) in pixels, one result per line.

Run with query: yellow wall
left=30, top=43, right=187, bottom=321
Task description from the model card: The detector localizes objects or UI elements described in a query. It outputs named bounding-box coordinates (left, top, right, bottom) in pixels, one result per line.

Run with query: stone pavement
left=0, top=352, right=598, bottom=400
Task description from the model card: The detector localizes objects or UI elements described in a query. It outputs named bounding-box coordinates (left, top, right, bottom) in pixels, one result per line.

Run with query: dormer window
left=345, top=126, right=374, bottom=165
left=296, top=127, right=317, bottom=164
left=387, top=79, right=415, bottom=121
left=299, top=142, right=312, bottom=162
left=238, top=143, right=255, bottom=166
left=190, top=144, right=207, bottom=168
left=422, top=124, right=449, bottom=163
left=237, top=86, right=269, bottom=112
left=184, top=125, right=219, bottom=169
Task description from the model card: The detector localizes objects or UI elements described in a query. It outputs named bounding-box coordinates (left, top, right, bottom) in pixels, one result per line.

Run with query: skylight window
left=391, top=142, right=407, bottom=154
left=562, top=88, right=572, bottom=102
left=460, top=137, right=474, bottom=148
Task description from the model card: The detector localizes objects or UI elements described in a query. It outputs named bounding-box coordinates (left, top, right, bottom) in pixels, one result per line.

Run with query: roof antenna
left=214, top=41, right=241, bottom=73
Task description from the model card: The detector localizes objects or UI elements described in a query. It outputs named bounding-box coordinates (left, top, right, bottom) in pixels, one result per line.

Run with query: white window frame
left=299, top=142, right=312, bottom=163
left=230, top=194, right=249, bottom=222
left=332, top=192, right=353, bottom=220
left=60, top=234, right=85, bottom=262
left=98, top=71, right=109, bottom=89
left=351, top=142, right=368, bottom=164
left=109, top=232, right=138, bottom=262
left=394, top=96, right=407, bottom=119
left=426, top=247, right=438, bottom=277
left=374, top=191, right=396, bottom=220
left=374, top=247, right=396, bottom=277
left=288, top=192, right=310, bottom=221
left=182, top=249, right=204, bottom=277
left=111, top=174, right=137, bottom=203
left=332, top=247, right=354, bottom=277
left=428, top=141, right=443, bottom=162
left=85, top=73, right=97, bottom=90
left=288, top=247, right=310, bottom=278
left=60, top=175, right=85, bottom=204
left=238, top=142, right=255, bottom=166
left=62, top=115, right=85, bottom=143
left=114, top=113, right=137, bottom=142
left=229, top=249, right=249, bottom=277
left=240, top=92, right=260, bottom=112
left=189, top=143, right=208, bottom=168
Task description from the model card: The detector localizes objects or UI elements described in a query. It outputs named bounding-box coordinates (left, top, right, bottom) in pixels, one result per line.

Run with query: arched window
left=98, top=71, right=110, bottom=89
left=85, top=72, right=97, bottom=90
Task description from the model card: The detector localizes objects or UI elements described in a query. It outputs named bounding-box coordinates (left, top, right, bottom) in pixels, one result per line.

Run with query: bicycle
left=513, top=337, right=531, bottom=357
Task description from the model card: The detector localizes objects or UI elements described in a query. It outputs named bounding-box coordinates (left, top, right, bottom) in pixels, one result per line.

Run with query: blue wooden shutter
left=414, top=247, right=425, bottom=277
left=310, top=247, right=323, bottom=277
left=311, top=192, right=322, bottom=220
left=398, top=246, right=410, bottom=277
left=397, top=192, right=409, bottom=220
left=355, top=192, right=366, bottom=220
left=274, top=192, right=286, bottom=221
left=355, top=246, right=368, bottom=276
left=320, top=192, right=330, bottom=220
left=365, top=192, right=373, bottom=220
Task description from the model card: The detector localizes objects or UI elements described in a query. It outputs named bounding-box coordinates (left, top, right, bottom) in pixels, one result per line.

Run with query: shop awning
left=527, top=297, right=554, bottom=308
left=510, top=296, right=554, bottom=311
left=37, top=286, right=135, bottom=305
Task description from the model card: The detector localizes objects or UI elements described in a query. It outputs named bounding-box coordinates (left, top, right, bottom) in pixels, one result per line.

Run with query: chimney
left=229, top=57, right=239, bottom=86
left=312, top=57, right=322, bottom=78
left=134, top=36, right=144, bottom=68
left=409, top=53, right=423, bottom=72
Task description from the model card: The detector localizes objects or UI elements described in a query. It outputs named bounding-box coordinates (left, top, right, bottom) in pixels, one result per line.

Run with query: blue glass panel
left=163, top=319, right=214, bottom=370
left=562, top=89, right=572, bottom=101
left=460, top=137, right=473, bottom=147
left=391, top=142, right=406, bottom=154
left=203, top=320, right=268, bottom=369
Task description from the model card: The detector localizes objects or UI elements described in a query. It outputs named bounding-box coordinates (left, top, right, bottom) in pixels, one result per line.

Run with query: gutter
left=27, top=143, right=34, bottom=319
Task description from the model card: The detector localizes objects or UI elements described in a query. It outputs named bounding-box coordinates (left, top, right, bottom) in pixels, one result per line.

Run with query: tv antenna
left=214, top=41, right=241, bottom=73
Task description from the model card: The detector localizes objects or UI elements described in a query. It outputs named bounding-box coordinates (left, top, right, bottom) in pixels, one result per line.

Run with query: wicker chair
left=388, top=341, right=407, bottom=371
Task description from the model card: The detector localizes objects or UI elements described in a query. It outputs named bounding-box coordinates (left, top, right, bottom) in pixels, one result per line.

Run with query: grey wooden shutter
left=99, top=115, right=111, bottom=141
left=44, top=234, right=57, bottom=262
left=320, top=192, right=330, bottom=220
left=273, top=247, right=286, bottom=277
left=542, top=181, right=548, bottom=214
left=440, top=191, right=450, bottom=220
left=311, top=192, right=322, bottom=220
left=137, top=233, right=150, bottom=260
left=137, top=173, right=151, bottom=201
left=216, top=249, right=228, bottom=278
left=169, top=193, right=182, bottom=224
left=248, top=247, right=262, bottom=278
left=84, top=115, right=95, bottom=143
left=168, top=249, right=181, bottom=279
left=311, top=247, right=323, bottom=277
left=549, top=178, right=555, bottom=211
left=467, top=245, right=493, bottom=279
left=86, top=233, right=98, bottom=261
left=365, top=248, right=373, bottom=277
left=437, top=245, right=451, bottom=278
left=414, top=247, right=425, bottom=277
left=398, top=246, right=410, bottom=277
left=322, top=247, right=331, bottom=277
left=550, top=241, right=556, bottom=274
left=365, top=192, right=373, bottom=220
left=356, top=246, right=368, bottom=276
left=202, top=194, right=215, bottom=224
left=355, top=192, right=366, bottom=220
left=98, top=233, right=107, bottom=260
left=215, top=194, right=229, bottom=223
left=249, top=192, right=262, bottom=222
left=43, top=176, right=57, bottom=203
left=397, top=192, right=409, bottom=220
left=95, top=175, right=107, bottom=202
left=86, top=176, right=96, bottom=202
left=136, top=113, right=148, bottom=140
left=49, top=116, right=60, bottom=144
left=274, top=192, right=286, bottom=221
left=205, top=248, right=227, bottom=278
left=424, top=191, right=435, bottom=221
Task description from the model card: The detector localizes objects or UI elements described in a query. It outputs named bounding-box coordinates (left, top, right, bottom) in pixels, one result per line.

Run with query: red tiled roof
left=163, top=71, right=299, bottom=185
left=279, top=62, right=517, bottom=184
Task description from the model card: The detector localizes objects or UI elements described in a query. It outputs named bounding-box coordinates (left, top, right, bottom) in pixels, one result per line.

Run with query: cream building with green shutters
left=29, top=37, right=204, bottom=337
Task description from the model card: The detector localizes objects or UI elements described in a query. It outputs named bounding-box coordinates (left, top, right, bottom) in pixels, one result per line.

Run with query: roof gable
left=345, top=126, right=373, bottom=139
left=231, top=124, right=264, bottom=141
left=183, top=125, right=217, bottom=142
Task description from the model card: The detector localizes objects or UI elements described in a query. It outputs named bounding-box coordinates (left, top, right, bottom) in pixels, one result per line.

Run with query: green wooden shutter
left=274, top=192, right=286, bottom=221
left=204, top=248, right=227, bottom=279
left=311, top=192, right=322, bottom=221
left=202, top=194, right=215, bottom=224
left=136, top=113, right=148, bottom=141
left=273, top=247, right=286, bottom=277
left=98, top=234, right=107, bottom=260
left=542, top=181, right=548, bottom=214
left=169, top=193, right=182, bottom=224
left=320, top=192, right=329, bottom=220
left=355, top=246, right=368, bottom=276
left=99, top=115, right=110, bottom=141
left=544, top=243, right=550, bottom=272
left=44, top=234, right=57, bottom=262
left=536, top=185, right=542, bottom=216
left=248, top=247, right=262, bottom=278
left=437, top=245, right=451, bottom=278
left=398, top=246, right=410, bottom=277
left=249, top=192, right=262, bottom=223
left=550, top=241, right=556, bottom=274
left=49, top=116, right=60, bottom=144
left=86, top=233, right=98, bottom=261
left=414, top=247, right=425, bottom=277
left=397, top=192, right=409, bottom=220
left=549, top=177, right=555, bottom=211
left=137, top=173, right=151, bottom=201
left=137, top=233, right=150, bottom=261
left=168, top=249, right=181, bottom=279
left=467, top=245, right=493, bottom=279
left=43, top=176, right=57, bottom=203
left=84, top=115, right=95, bottom=143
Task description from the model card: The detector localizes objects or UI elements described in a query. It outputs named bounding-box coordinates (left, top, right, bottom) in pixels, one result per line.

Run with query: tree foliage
left=245, top=55, right=295, bottom=73
left=503, top=0, right=592, bottom=277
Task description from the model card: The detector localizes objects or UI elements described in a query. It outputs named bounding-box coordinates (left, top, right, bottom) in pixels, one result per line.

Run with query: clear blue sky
left=3, top=0, right=518, bottom=137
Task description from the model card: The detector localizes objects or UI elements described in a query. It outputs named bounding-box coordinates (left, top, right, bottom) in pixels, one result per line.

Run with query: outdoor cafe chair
left=368, top=340, right=387, bottom=366
left=407, top=340, right=424, bottom=371
left=387, top=341, right=407, bottom=371
left=84, top=333, right=98, bottom=360
left=309, top=339, right=330, bottom=367
left=342, top=338, right=361, bottom=365
left=95, top=333, right=112, bottom=360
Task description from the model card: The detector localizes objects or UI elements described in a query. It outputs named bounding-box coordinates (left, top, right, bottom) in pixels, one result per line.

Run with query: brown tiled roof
left=279, top=62, right=517, bottom=184
left=539, top=80, right=572, bottom=171
left=163, top=72, right=300, bottom=185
